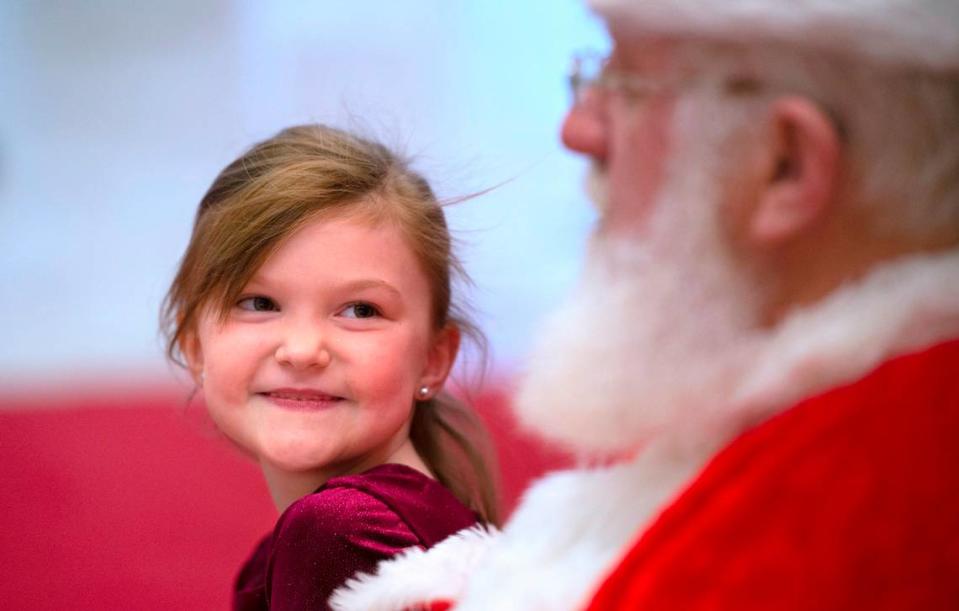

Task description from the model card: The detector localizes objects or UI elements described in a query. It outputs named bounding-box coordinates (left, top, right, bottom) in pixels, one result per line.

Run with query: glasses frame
left=568, top=50, right=764, bottom=108
left=568, top=51, right=674, bottom=106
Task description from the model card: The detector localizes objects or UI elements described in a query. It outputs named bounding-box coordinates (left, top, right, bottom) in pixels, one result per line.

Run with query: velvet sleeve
left=266, top=485, right=422, bottom=611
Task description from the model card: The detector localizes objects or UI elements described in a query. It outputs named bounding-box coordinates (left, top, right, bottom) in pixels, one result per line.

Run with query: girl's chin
left=257, top=441, right=338, bottom=474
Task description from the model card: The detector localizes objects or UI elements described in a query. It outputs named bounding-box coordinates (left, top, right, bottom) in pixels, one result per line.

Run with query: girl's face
left=188, top=213, right=457, bottom=483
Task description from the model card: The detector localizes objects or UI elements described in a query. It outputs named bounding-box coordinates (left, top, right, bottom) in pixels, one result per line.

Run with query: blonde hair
left=162, top=124, right=501, bottom=525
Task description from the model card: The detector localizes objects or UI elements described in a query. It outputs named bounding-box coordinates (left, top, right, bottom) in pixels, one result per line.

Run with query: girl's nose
left=560, top=90, right=608, bottom=163
left=274, top=325, right=332, bottom=370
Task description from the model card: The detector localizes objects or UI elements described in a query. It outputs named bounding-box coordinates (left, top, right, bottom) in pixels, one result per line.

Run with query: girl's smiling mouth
left=260, top=389, right=345, bottom=411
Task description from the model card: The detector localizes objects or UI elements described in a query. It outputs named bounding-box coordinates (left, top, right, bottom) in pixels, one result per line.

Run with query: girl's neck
left=260, top=438, right=434, bottom=513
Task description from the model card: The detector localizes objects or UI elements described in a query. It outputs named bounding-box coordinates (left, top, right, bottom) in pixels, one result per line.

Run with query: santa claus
left=332, top=0, right=959, bottom=609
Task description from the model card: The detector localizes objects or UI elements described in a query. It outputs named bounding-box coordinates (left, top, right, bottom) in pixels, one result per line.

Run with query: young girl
left=162, top=124, right=500, bottom=610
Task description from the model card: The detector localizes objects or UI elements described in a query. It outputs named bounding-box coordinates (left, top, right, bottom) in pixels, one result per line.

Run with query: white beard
left=516, top=108, right=767, bottom=457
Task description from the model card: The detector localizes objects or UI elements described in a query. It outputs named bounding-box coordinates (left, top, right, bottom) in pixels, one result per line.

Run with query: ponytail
left=409, top=393, right=501, bottom=526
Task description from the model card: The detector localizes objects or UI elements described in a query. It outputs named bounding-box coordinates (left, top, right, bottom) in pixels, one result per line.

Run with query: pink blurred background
left=0, top=387, right=569, bottom=609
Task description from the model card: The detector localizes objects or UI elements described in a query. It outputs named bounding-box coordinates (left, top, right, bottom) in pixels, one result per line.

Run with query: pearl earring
left=417, top=386, right=430, bottom=399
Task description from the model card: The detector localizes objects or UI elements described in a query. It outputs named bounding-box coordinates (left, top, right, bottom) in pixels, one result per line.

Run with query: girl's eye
left=341, top=302, right=380, bottom=319
left=237, top=296, right=278, bottom=312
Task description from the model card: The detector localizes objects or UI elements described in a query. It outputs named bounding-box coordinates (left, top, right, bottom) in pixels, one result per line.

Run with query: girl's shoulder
left=280, top=463, right=478, bottom=549
left=235, top=464, right=480, bottom=610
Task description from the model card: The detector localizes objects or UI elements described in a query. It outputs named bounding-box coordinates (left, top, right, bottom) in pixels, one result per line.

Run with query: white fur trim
left=455, top=445, right=720, bottom=610
left=329, top=524, right=499, bottom=611
left=332, top=449, right=717, bottom=610
left=589, top=0, right=959, bottom=71
left=733, top=251, right=959, bottom=419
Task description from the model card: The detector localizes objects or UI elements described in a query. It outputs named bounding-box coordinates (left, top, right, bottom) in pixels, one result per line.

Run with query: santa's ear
left=748, top=97, right=840, bottom=245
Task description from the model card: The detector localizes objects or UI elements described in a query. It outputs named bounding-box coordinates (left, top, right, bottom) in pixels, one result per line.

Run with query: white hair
left=674, top=41, right=959, bottom=237
left=590, top=0, right=959, bottom=75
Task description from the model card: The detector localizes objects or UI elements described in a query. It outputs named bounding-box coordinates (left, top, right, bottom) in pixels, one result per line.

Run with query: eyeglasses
left=568, top=51, right=674, bottom=106
left=568, top=50, right=762, bottom=106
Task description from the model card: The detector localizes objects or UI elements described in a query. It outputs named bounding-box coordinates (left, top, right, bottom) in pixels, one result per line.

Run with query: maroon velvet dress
left=233, top=463, right=479, bottom=611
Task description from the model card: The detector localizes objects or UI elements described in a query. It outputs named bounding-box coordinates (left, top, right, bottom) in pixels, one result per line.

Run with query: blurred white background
left=0, top=1, right=607, bottom=393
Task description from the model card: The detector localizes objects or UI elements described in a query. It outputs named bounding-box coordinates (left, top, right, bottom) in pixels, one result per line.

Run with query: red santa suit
left=330, top=258, right=959, bottom=611
left=588, top=338, right=959, bottom=610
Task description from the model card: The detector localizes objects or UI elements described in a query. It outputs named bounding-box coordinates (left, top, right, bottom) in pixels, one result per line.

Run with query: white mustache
left=585, top=163, right=609, bottom=214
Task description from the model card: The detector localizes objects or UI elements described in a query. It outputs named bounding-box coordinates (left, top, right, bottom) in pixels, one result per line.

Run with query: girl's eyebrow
left=245, top=274, right=402, bottom=298
left=339, top=278, right=402, bottom=298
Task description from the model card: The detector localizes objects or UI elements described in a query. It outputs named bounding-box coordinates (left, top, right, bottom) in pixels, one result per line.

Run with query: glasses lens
left=569, top=51, right=604, bottom=105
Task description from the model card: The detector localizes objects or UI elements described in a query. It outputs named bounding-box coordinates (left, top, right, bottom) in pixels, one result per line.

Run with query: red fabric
left=235, top=464, right=478, bottom=610
left=587, top=340, right=959, bottom=610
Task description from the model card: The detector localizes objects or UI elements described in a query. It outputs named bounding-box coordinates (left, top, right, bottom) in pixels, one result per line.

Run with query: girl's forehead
left=196, top=199, right=441, bottom=321
left=254, top=214, right=425, bottom=284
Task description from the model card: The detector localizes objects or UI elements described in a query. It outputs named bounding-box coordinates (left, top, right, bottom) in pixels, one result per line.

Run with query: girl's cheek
left=355, top=349, right=421, bottom=397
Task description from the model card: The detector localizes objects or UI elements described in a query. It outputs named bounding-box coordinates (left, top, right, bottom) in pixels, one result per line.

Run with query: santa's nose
left=561, top=89, right=608, bottom=163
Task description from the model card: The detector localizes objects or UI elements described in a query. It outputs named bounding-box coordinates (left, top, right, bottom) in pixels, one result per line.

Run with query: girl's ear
left=747, top=96, right=840, bottom=245
left=181, top=330, right=205, bottom=385
left=419, top=325, right=461, bottom=396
